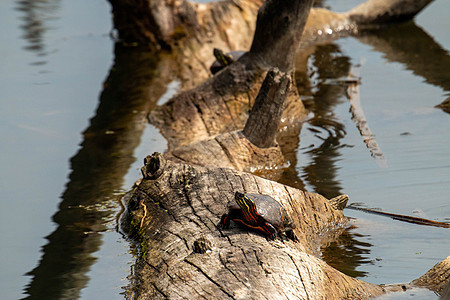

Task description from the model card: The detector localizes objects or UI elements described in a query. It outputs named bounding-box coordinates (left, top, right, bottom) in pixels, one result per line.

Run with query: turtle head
left=234, top=192, right=258, bottom=222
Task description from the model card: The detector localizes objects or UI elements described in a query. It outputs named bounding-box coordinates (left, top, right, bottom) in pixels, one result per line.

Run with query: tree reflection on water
left=22, top=43, right=164, bottom=299
left=321, top=224, right=373, bottom=278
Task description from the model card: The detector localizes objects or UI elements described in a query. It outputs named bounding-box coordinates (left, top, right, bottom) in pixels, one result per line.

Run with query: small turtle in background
left=210, top=48, right=245, bottom=74
left=218, top=191, right=297, bottom=241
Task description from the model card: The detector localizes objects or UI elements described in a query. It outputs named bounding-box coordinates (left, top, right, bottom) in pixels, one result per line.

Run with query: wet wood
left=242, top=68, right=291, bottom=148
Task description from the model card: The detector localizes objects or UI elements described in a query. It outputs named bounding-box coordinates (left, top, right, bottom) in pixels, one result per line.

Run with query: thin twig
left=140, top=201, right=147, bottom=228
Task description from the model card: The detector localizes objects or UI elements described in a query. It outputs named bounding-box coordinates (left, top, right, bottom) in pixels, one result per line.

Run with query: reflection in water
left=15, top=0, right=60, bottom=60
left=296, top=18, right=450, bottom=281
left=296, top=43, right=351, bottom=199
left=283, top=42, right=375, bottom=278
left=358, top=21, right=450, bottom=96
left=22, top=44, right=165, bottom=299
left=321, top=224, right=373, bottom=278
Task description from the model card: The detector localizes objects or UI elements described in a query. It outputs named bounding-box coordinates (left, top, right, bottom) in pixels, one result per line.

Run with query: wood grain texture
left=124, top=154, right=385, bottom=299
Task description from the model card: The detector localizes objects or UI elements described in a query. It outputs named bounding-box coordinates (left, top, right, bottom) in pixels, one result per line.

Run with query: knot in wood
left=193, top=236, right=212, bottom=254
left=141, top=152, right=166, bottom=179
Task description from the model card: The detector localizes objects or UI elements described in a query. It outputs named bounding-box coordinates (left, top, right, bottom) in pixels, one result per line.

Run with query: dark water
left=0, top=0, right=448, bottom=299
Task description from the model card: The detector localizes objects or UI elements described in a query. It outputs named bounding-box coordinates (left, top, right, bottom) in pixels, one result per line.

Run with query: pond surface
left=0, top=0, right=448, bottom=299
left=298, top=0, right=450, bottom=289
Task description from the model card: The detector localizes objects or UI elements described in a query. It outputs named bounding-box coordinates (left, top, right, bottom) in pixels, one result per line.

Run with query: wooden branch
left=149, top=0, right=312, bottom=149
left=347, top=0, right=434, bottom=27
left=249, top=0, right=313, bottom=72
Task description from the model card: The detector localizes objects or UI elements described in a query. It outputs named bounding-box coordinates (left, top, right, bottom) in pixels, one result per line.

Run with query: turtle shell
left=230, top=192, right=295, bottom=232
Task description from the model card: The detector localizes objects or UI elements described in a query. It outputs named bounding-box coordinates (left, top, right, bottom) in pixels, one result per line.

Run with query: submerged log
left=411, top=256, right=450, bottom=293
left=122, top=153, right=385, bottom=299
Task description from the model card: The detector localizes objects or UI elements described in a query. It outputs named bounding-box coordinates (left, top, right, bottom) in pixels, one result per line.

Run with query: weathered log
left=149, top=0, right=312, bottom=149
left=134, top=0, right=435, bottom=150
left=347, top=0, right=433, bottom=27
left=411, top=256, right=450, bottom=293
left=108, top=0, right=434, bottom=90
left=166, top=68, right=290, bottom=176
left=125, top=154, right=450, bottom=298
left=122, top=153, right=386, bottom=299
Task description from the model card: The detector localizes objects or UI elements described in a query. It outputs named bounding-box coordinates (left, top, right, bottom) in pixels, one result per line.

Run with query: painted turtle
left=218, top=191, right=297, bottom=241
left=209, top=48, right=245, bottom=74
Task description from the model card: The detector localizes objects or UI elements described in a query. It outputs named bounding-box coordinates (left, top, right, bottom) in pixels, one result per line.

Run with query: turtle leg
left=263, top=222, right=278, bottom=240
left=218, top=209, right=243, bottom=229
left=218, top=213, right=231, bottom=229
left=285, top=230, right=298, bottom=242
